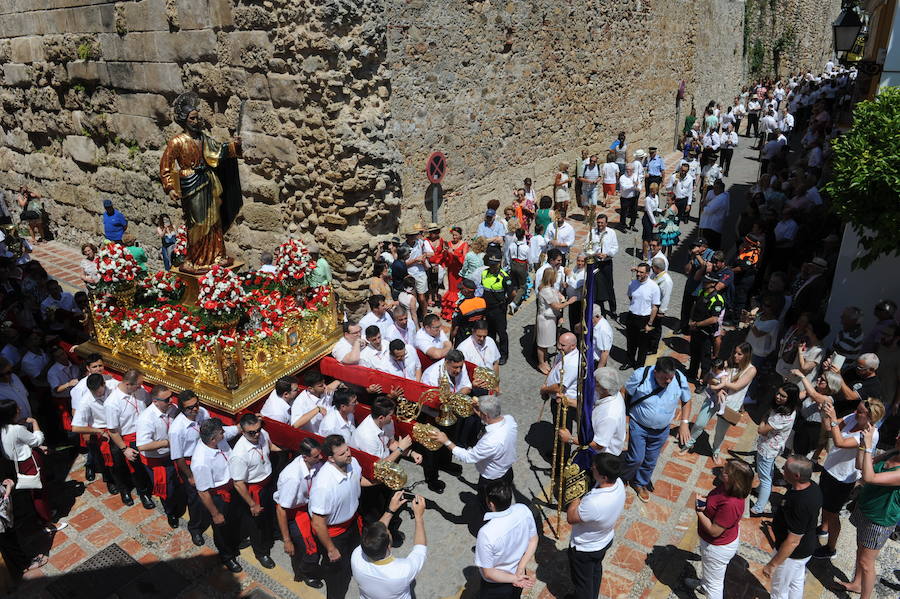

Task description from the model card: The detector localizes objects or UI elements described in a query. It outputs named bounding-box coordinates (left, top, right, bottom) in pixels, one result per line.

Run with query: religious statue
left=159, top=92, right=243, bottom=273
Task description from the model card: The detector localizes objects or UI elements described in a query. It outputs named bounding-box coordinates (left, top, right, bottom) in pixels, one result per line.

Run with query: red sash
left=212, top=481, right=234, bottom=503
left=55, top=397, right=73, bottom=431
left=247, top=476, right=271, bottom=506
left=326, top=513, right=362, bottom=538
left=96, top=434, right=114, bottom=468
left=140, top=456, right=170, bottom=500
left=285, top=506, right=318, bottom=555
left=122, top=433, right=138, bottom=473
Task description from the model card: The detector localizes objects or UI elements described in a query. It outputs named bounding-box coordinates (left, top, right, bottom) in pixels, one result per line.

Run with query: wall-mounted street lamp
left=832, top=3, right=864, bottom=53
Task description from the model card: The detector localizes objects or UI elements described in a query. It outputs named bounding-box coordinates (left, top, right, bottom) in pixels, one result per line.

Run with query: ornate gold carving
left=412, top=423, right=442, bottom=451
left=373, top=459, right=407, bottom=490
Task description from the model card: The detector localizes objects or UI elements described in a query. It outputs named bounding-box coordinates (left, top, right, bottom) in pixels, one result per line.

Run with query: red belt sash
left=140, top=455, right=171, bottom=500
left=96, top=434, right=114, bottom=468
left=121, top=433, right=138, bottom=473
left=285, top=505, right=317, bottom=555
left=54, top=396, right=73, bottom=431
left=327, top=513, right=362, bottom=538
left=247, top=476, right=271, bottom=506
left=212, top=481, right=234, bottom=503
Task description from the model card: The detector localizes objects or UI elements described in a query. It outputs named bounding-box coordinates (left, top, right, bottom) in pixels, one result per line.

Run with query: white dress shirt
left=592, top=318, right=614, bottom=362
left=377, top=351, right=421, bottom=380
left=260, top=389, right=292, bottom=424
left=534, top=263, right=565, bottom=291
left=0, top=374, right=31, bottom=421
left=350, top=415, right=395, bottom=459
left=414, top=329, right=449, bottom=356
left=627, top=279, right=661, bottom=316
left=702, top=131, right=720, bottom=150
left=230, top=429, right=273, bottom=484
left=135, top=402, right=175, bottom=458
left=570, top=479, right=626, bottom=551
left=169, top=407, right=238, bottom=460
left=70, top=375, right=117, bottom=414
left=451, top=414, right=517, bottom=479
left=668, top=173, right=694, bottom=199
left=457, top=335, right=500, bottom=368
left=332, top=337, right=356, bottom=363
left=352, top=544, right=427, bottom=599
left=546, top=349, right=580, bottom=401
left=528, top=234, right=546, bottom=266
left=721, top=131, right=739, bottom=148
left=565, top=267, right=586, bottom=300
left=545, top=221, right=576, bottom=252
left=505, top=239, right=530, bottom=264
left=71, top=385, right=111, bottom=430
left=290, top=389, right=331, bottom=433
left=308, top=458, right=362, bottom=525
left=46, top=361, right=79, bottom=399
left=359, top=311, right=395, bottom=339
left=587, top=227, right=619, bottom=259
left=421, top=360, right=472, bottom=392
left=318, top=408, right=356, bottom=443
left=618, top=174, right=640, bottom=198
left=105, top=386, right=149, bottom=436
left=652, top=271, right=673, bottom=314
left=700, top=191, right=729, bottom=233
left=591, top=392, right=627, bottom=455
left=360, top=343, right=391, bottom=369
left=191, top=438, right=233, bottom=491
left=475, top=503, right=537, bottom=576
left=0, top=423, right=43, bottom=462
left=274, top=454, right=318, bottom=509
left=384, top=322, right=417, bottom=348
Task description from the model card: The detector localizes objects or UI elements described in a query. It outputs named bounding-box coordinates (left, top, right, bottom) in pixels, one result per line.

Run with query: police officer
left=480, top=255, right=513, bottom=365
left=686, top=275, right=726, bottom=385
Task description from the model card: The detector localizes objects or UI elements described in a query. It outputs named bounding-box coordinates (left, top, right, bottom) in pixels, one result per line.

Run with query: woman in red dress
left=440, top=226, right=469, bottom=321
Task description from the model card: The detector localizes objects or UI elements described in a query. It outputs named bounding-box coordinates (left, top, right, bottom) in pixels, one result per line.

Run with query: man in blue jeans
left=622, top=357, right=691, bottom=502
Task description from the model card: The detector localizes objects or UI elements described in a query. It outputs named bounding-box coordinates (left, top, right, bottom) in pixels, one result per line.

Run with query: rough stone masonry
left=0, top=0, right=839, bottom=310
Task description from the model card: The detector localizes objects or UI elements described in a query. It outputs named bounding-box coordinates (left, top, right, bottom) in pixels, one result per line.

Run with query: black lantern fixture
left=832, top=4, right=864, bottom=53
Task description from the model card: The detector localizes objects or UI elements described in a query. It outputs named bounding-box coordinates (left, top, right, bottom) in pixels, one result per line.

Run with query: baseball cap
left=459, top=279, right=476, bottom=290
left=485, top=209, right=496, bottom=218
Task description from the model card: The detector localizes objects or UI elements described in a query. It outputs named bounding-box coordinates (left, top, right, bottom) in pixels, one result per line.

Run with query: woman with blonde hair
left=536, top=267, right=574, bottom=374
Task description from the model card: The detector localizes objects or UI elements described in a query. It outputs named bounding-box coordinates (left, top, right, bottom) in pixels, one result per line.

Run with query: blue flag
left=574, top=259, right=597, bottom=472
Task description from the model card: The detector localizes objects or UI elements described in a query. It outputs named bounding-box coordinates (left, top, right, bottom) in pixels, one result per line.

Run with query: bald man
left=540, top=332, right=580, bottom=433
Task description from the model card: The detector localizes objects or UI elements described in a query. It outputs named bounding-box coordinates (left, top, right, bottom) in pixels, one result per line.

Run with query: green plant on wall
left=824, top=87, right=900, bottom=269
left=749, top=39, right=765, bottom=74
left=76, top=42, right=99, bottom=61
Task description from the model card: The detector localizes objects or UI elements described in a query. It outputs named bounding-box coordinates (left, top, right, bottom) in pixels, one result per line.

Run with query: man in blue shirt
left=102, top=199, right=128, bottom=242
left=622, top=357, right=691, bottom=502
left=476, top=209, right=506, bottom=246
left=645, top=146, right=665, bottom=195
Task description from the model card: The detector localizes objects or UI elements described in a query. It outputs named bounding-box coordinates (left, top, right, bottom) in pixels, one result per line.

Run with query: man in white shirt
left=505, top=228, right=530, bottom=311
left=359, top=295, right=395, bottom=339
left=384, top=304, right=416, bottom=348
left=457, top=321, right=501, bottom=380
left=350, top=398, right=418, bottom=466
left=565, top=452, right=626, bottom=599
left=624, top=263, right=661, bottom=370
left=699, top=180, right=729, bottom=250
left=474, top=481, right=538, bottom=594
left=421, top=350, right=472, bottom=394
left=290, top=370, right=337, bottom=432
left=650, top=257, right=674, bottom=356
left=667, top=163, right=695, bottom=222
left=378, top=339, right=421, bottom=381
left=71, top=373, right=116, bottom=494
left=275, top=437, right=324, bottom=589
left=191, top=418, right=244, bottom=573
left=588, top=214, right=619, bottom=319
left=105, top=369, right=154, bottom=509
left=318, top=388, right=358, bottom=442
left=136, top=384, right=181, bottom=528
left=431, top=395, right=517, bottom=508
left=260, top=376, right=300, bottom=424
left=309, top=435, right=373, bottom=599
left=352, top=492, right=428, bottom=599
left=259, top=250, right=277, bottom=273
left=591, top=307, right=614, bottom=367
left=360, top=326, right=390, bottom=369
left=561, top=367, right=627, bottom=455
left=534, top=249, right=565, bottom=293
left=414, top=314, right=451, bottom=360
left=68, top=353, right=117, bottom=482
left=719, top=124, right=738, bottom=177
left=230, top=413, right=279, bottom=569
left=545, top=213, right=576, bottom=265
left=332, top=321, right=365, bottom=365
left=647, top=237, right=669, bottom=273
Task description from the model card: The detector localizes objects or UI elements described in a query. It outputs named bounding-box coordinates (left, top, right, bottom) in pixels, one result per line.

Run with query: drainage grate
left=45, top=543, right=146, bottom=599
left=117, top=562, right=190, bottom=598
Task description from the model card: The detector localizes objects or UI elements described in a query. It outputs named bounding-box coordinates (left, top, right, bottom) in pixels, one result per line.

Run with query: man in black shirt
left=832, top=353, right=882, bottom=417
left=763, top=455, right=822, bottom=598
left=686, top=276, right=725, bottom=385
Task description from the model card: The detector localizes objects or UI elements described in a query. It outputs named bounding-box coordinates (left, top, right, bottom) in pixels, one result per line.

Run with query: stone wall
left=0, top=0, right=841, bottom=310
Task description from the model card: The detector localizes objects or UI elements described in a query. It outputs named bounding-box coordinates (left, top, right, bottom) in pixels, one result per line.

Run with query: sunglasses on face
left=245, top=429, right=262, bottom=436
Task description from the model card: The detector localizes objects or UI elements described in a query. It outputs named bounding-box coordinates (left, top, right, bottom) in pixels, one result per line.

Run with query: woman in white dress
left=536, top=268, right=574, bottom=374
left=553, top=163, right=571, bottom=217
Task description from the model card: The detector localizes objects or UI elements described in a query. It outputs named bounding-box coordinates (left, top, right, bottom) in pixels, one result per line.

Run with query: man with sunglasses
left=230, top=413, right=281, bottom=569
left=831, top=353, right=882, bottom=417
left=170, top=389, right=239, bottom=547
left=136, top=385, right=181, bottom=528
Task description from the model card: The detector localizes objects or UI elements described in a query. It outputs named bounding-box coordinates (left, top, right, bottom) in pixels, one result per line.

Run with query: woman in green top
left=837, top=425, right=900, bottom=598
left=535, top=196, right=553, bottom=232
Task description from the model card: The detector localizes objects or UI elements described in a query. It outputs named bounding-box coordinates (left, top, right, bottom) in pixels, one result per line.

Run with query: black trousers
left=210, top=492, right=241, bottom=561
left=675, top=197, right=689, bottom=222
left=679, top=282, right=699, bottom=331
left=320, top=526, right=359, bottom=599
left=647, top=313, right=664, bottom=356
left=568, top=541, right=612, bottom=599
left=746, top=113, right=759, bottom=137
left=86, top=437, right=112, bottom=483
left=235, top=480, right=275, bottom=559
left=509, top=262, right=528, bottom=306
left=645, top=174, right=662, bottom=195
left=719, top=148, right=734, bottom=175
left=111, top=440, right=151, bottom=497
left=594, top=260, right=616, bottom=315
left=568, top=299, right=585, bottom=336
left=484, top=306, right=509, bottom=360
left=619, top=195, right=638, bottom=228
left=287, top=517, right=321, bottom=581
left=143, top=459, right=183, bottom=517
left=688, top=332, right=714, bottom=380
left=476, top=468, right=514, bottom=511
left=0, top=529, right=29, bottom=581
left=183, top=476, right=210, bottom=535
left=625, top=313, right=651, bottom=367
left=479, top=580, right=522, bottom=599
left=732, top=271, right=756, bottom=316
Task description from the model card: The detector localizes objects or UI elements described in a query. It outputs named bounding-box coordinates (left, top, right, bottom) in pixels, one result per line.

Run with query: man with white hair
left=591, top=306, right=613, bottom=368
left=832, top=353, right=882, bottom=417
left=430, top=395, right=517, bottom=508
left=558, top=367, right=627, bottom=455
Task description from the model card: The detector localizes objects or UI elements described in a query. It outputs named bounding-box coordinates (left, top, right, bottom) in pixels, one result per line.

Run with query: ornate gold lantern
left=412, top=423, right=442, bottom=451
left=373, top=459, right=408, bottom=490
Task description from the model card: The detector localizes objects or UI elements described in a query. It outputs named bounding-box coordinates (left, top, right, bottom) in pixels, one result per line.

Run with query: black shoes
left=441, top=463, right=463, bottom=476
left=299, top=576, right=324, bottom=589
left=223, top=558, right=243, bottom=573
left=257, top=555, right=276, bottom=569
left=427, top=479, right=446, bottom=494
left=191, top=532, right=205, bottom=546
left=499, top=357, right=508, bottom=366
left=121, top=493, right=134, bottom=506
left=85, top=466, right=95, bottom=481
left=139, top=494, right=156, bottom=510
left=167, top=515, right=180, bottom=529
left=107, top=482, right=118, bottom=495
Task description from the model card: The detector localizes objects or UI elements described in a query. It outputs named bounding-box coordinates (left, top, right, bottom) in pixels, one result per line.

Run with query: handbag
left=721, top=406, right=743, bottom=426
left=14, top=454, right=42, bottom=490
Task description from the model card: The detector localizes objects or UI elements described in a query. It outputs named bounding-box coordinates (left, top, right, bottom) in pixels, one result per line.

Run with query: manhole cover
left=45, top=543, right=145, bottom=599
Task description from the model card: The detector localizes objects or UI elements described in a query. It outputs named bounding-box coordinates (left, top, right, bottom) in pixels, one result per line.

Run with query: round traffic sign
left=426, top=151, right=447, bottom=184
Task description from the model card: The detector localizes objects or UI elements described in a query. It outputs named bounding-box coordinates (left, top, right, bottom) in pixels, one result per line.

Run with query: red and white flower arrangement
left=304, top=285, right=331, bottom=311
left=198, top=265, right=247, bottom=325
left=137, top=270, right=185, bottom=305
left=171, top=225, right=188, bottom=267
left=240, top=270, right=278, bottom=292
left=273, top=239, right=315, bottom=286
left=93, top=296, right=124, bottom=320
left=140, top=305, right=201, bottom=355
left=119, top=311, right=144, bottom=337
left=94, top=242, right=141, bottom=293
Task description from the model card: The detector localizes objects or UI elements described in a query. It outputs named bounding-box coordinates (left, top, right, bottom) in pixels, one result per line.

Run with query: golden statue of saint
left=159, top=92, right=243, bottom=273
